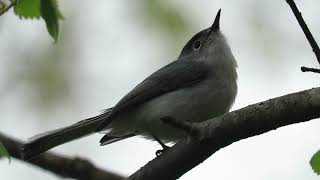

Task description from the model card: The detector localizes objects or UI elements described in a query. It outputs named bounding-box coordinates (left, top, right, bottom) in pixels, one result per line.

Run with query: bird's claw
left=155, top=145, right=170, bottom=157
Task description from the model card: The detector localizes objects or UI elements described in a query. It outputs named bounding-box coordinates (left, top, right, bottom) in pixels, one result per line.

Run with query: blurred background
left=0, top=0, right=319, bottom=179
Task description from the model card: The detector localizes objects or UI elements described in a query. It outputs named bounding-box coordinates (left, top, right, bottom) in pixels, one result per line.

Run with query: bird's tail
left=21, top=111, right=111, bottom=160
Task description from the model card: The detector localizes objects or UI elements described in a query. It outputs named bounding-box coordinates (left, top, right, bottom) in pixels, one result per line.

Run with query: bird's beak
left=209, top=9, right=221, bottom=33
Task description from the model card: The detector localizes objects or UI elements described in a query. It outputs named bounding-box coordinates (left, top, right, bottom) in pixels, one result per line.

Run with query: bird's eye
left=193, top=40, right=201, bottom=50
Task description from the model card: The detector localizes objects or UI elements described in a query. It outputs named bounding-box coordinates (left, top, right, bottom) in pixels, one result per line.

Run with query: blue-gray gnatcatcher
left=21, top=9, right=237, bottom=159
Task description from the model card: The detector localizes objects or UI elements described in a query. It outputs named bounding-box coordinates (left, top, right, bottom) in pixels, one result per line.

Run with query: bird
left=21, top=9, right=237, bottom=160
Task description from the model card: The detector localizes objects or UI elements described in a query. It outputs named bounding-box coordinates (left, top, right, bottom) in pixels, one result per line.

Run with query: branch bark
left=129, top=87, right=320, bottom=180
left=0, top=132, right=125, bottom=180
left=1, top=88, right=319, bottom=180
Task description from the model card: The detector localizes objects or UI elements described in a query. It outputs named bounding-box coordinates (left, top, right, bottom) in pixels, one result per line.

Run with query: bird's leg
left=151, top=133, right=170, bottom=157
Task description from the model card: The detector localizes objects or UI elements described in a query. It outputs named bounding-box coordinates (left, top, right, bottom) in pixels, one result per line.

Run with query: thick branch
left=286, top=0, right=320, bottom=65
left=129, top=87, right=320, bottom=180
left=0, top=133, right=125, bottom=180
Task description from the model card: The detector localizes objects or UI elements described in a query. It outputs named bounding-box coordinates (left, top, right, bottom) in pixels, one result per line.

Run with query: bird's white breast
left=108, top=74, right=237, bottom=143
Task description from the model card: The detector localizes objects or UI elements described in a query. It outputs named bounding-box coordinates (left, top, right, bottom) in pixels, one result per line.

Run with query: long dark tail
left=21, top=111, right=111, bottom=160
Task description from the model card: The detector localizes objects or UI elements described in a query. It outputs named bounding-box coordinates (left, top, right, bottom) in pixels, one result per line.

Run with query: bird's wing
left=97, top=59, right=208, bottom=129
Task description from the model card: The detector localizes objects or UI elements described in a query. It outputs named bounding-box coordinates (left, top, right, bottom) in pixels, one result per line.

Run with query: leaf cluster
left=13, top=0, right=63, bottom=41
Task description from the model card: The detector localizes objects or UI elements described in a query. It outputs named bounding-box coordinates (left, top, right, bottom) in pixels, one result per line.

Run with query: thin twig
left=301, top=66, right=320, bottom=74
left=286, top=0, right=320, bottom=65
left=0, top=132, right=125, bottom=180
left=0, top=1, right=16, bottom=16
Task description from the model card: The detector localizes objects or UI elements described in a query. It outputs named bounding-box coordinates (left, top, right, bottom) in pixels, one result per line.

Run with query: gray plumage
left=21, top=9, right=238, bottom=160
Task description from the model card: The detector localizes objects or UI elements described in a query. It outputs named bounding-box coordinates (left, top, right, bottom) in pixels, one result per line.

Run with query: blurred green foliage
left=2, top=0, right=195, bottom=111
left=21, top=47, right=72, bottom=110
left=0, top=1, right=5, bottom=12
left=138, top=0, right=193, bottom=52
left=141, top=0, right=189, bottom=36
left=0, top=142, right=10, bottom=163
left=310, top=150, right=320, bottom=175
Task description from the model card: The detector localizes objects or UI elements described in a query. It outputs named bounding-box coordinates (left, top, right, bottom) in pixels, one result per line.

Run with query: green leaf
left=0, top=142, right=11, bottom=163
left=40, top=0, right=63, bottom=42
left=310, top=150, right=320, bottom=175
left=14, top=0, right=41, bottom=19
left=14, top=0, right=64, bottom=41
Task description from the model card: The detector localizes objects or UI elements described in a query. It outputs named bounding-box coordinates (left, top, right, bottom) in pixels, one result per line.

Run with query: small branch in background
left=0, top=132, right=125, bottom=180
left=286, top=0, right=320, bottom=65
left=0, top=0, right=15, bottom=16
left=301, top=66, right=320, bottom=74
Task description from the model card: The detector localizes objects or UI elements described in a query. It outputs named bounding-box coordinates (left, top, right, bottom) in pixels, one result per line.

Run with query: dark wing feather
left=97, top=60, right=208, bottom=129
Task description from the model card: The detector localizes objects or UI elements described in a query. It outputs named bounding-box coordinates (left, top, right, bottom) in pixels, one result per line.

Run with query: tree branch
left=0, top=132, right=125, bottom=180
left=0, top=1, right=16, bottom=16
left=286, top=0, right=320, bottom=68
left=1, top=88, right=319, bottom=180
left=301, top=66, right=320, bottom=74
left=129, top=87, right=320, bottom=180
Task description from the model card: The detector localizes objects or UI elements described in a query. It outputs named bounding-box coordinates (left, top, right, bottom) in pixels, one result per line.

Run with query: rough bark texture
left=129, top=87, right=320, bottom=180
left=1, top=88, right=319, bottom=180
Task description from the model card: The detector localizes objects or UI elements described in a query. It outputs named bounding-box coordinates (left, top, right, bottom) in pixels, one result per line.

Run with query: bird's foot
left=155, top=144, right=170, bottom=157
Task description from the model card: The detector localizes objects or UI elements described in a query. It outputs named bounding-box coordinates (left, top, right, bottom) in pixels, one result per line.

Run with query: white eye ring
left=193, top=40, right=201, bottom=50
